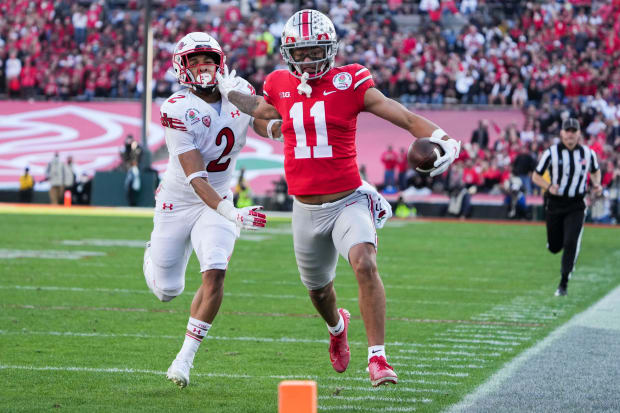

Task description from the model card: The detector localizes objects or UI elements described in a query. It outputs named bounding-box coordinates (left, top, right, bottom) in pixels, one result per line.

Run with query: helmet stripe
left=301, top=10, right=310, bottom=38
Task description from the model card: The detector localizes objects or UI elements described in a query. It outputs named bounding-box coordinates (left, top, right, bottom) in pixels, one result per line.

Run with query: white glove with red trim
left=215, top=64, right=241, bottom=100
left=216, top=201, right=266, bottom=231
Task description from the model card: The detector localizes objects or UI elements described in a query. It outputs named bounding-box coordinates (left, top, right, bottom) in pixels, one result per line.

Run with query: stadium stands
left=0, top=0, right=618, bottom=219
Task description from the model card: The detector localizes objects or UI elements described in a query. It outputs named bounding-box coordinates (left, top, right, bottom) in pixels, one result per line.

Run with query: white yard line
left=0, top=284, right=490, bottom=306
left=0, top=364, right=453, bottom=387
left=319, top=406, right=416, bottom=412
left=318, top=395, right=431, bottom=403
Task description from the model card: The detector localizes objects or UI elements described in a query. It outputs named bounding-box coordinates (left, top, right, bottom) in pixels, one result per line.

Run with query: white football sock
left=368, top=345, right=386, bottom=362
left=327, top=314, right=344, bottom=336
left=177, top=317, right=211, bottom=363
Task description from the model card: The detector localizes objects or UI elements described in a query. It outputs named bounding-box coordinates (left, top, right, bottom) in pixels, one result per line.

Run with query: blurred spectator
left=18, top=167, right=34, bottom=203
left=272, top=175, right=291, bottom=211
left=397, top=147, right=409, bottom=190
left=470, top=120, right=489, bottom=149
left=45, top=152, right=72, bottom=205
left=125, top=159, right=141, bottom=206
left=74, top=172, right=92, bottom=205
left=5, top=50, right=21, bottom=98
left=120, top=134, right=142, bottom=170
left=394, top=196, right=415, bottom=218
left=512, top=145, right=537, bottom=195
left=503, top=175, right=528, bottom=219
left=65, top=155, right=76, bottom=193
left=380, top=145, right=398, bottom=191
left=589, top=190, right=615, bottom=224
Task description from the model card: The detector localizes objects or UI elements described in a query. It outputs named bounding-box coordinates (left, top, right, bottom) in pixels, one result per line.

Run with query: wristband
left=431, top=128, right=447, bottom=140
left=185, top=170, right=208, bottom=185
left=216, top=199, right=236, bottom=221
left=267, top=119, right=282, bottom=140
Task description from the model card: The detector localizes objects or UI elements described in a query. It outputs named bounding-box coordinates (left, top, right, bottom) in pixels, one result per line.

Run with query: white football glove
left=216, top=200, right=266, bottom=231
left=215, top=64, right=241, bottom=100
left=428, top=137, right=461, bottom=177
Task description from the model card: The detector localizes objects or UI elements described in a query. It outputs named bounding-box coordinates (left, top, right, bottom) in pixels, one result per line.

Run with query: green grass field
left=0, top=211, right=618, bottom=412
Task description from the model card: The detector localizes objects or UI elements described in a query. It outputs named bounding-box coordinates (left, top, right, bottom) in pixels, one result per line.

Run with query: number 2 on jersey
left=206, top=128, right=235, bottom=172
left=290, top=101, right=332, bottom=159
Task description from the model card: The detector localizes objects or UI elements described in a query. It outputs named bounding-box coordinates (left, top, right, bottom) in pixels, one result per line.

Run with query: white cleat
left=166, top=358, right=192, bottom=388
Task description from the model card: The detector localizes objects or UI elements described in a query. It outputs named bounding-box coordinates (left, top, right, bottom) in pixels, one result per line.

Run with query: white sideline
left=446, top=284, right=620, bottom=413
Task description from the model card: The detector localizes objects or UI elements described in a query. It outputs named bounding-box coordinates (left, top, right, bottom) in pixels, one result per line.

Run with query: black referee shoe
left=554, top=285, right=567, bottom=297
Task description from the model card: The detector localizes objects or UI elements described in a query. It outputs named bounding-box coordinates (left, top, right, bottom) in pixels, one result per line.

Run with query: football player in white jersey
left=143, top=32, right=281, bottom=388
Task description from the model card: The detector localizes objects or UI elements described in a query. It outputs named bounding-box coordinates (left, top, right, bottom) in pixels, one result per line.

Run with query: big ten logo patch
left=185, top=108, right=201, bottom=125
left=279, top=91, right=291, bottom=98
left=333, top=72, right=352, bottom=90
left=202, top=115, right=211, bottom=128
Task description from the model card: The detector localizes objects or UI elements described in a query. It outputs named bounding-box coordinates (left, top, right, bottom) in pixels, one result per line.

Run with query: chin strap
left=297, top=72, right=312, bottom=98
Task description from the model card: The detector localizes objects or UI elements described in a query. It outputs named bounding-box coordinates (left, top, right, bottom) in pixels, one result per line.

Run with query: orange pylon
left=278, top=380, right=317, bottom=413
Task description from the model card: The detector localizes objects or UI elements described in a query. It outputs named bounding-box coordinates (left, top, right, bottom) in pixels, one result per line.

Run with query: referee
left=532, top=118, right=603, bottom=296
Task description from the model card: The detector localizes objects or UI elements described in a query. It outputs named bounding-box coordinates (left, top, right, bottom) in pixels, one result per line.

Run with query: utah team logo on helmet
left=280, top=9, right=338, bottom=80
left=172, top=32, right=225, bottom=90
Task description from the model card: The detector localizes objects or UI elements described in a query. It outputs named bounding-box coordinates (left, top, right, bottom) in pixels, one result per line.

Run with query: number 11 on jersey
left=290, top=101, right=333, bottom=159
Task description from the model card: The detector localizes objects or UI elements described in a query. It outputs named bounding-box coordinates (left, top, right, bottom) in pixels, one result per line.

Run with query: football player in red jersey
left=217, top=9, right=461, bottom=387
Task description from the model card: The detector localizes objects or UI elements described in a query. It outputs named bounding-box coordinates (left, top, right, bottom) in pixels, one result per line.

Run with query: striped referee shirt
left=535, top=142, right=600, bottom=198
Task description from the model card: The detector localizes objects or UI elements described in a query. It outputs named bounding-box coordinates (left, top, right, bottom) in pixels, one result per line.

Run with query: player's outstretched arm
left=363, top=87, right=442, bottom=138
left=179, top=149, right=266, bottom=230
left=216, top=65, right=280, bottom=119
left=363, top=88, right=460, bottom=176
left=252, top=118, right=283, bottom=142
left=229, top=91, right=280, bottom=120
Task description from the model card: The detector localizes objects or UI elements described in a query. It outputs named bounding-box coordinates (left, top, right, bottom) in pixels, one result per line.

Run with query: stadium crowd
left=1, top=0, right=619, bottom=219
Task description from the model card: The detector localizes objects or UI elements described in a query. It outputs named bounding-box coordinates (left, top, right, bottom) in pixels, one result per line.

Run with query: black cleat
left=554, top=285, right=567, bottom=297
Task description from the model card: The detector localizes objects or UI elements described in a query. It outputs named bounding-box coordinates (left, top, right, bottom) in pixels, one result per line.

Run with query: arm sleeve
left=263, top=74, right=274, bottom=106
left=164, top=126, right=196, bottom=156
left=590, top=150, right=600, bottom=172
left=351, top=64, right=375, bottom=111
left=535, top=149, right=551, bottom=175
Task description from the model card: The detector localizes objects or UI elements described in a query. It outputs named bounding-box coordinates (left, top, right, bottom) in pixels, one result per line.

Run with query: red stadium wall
left=0, top=101, right=522, bottom=195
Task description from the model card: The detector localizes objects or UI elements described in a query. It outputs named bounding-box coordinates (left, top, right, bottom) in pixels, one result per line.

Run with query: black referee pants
left=545, top=196, right=586, bottom=278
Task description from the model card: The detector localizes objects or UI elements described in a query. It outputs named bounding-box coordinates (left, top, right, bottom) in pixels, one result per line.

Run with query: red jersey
left=263, top=64, right=375, bottom=195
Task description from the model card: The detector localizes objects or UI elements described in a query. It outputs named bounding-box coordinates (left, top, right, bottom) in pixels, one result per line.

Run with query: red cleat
left=368, top=355, right=398, bottom=387
left=329, top=308, right=350, bottom=373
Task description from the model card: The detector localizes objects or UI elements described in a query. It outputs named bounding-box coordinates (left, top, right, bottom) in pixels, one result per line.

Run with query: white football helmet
left=172, top=32, right=224, bottom=90
left=280, top=9, right=338, bottom=80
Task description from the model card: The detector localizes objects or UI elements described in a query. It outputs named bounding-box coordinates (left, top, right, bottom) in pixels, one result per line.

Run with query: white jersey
left=157, top=80, right=256, bottom=203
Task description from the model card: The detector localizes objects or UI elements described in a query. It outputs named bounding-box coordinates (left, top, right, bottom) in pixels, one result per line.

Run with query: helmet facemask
left=281, top=41, right=338, bottom=80
left=174, top=49, right=223, bottom=92
left=280, top=10, right=339, bottom=80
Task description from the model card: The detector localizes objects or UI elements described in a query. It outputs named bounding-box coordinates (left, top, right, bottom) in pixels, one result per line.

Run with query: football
left=407, top=138, right=443, bottom=174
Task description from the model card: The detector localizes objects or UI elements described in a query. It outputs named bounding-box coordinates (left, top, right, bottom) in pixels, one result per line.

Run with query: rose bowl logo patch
left=333, top=72, right=352, bottom=90
left=202, top=115, right=211, bottom=127
left=185, top=108, right=200, bottom=125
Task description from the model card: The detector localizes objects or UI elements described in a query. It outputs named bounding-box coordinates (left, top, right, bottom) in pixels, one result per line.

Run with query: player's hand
left=548, top=184, right=559, bottom=195
left=429, top=137, right=461, bottom=177
left=215, top=64, right=241, bottom=100
left=216, top=201, right=266, bottom=231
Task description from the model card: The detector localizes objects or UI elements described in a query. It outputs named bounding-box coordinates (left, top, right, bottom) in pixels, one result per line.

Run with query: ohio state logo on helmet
left=172, top=32, right=225, bottom=91
left=280, top=9, right=338, bottom=80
